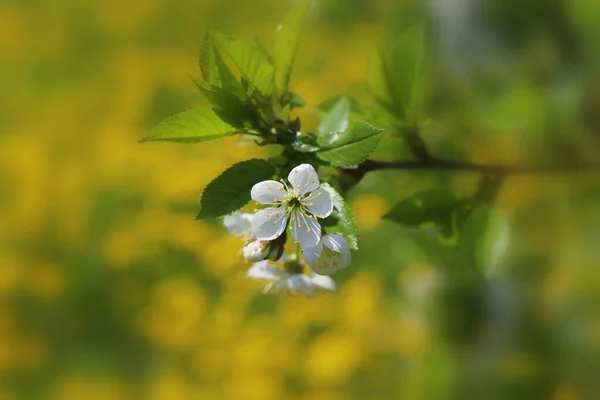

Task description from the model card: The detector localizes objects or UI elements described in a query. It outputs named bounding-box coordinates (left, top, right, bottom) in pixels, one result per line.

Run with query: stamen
left=309, top=203, right=313, bottom=206
left=274, top=198, right=279, bottom=202
left=298, top=224, right=302, bottom=228
left=267, top=185, right=272, bottom=190
left=311, top=179, right=315, bottom=184
left=307, top=229, right=312, bottom=233
left=296, top=184, right=301, bottom=188
left=266, top=213, right=271, bottom=217
left=279, top=179, right=291, bottom=192
left=254, top=209, right=258, bottom=212
left=294, top=170, right=298, bottom=174
left=317, top=192, right=322, bottom=196
left=274, top=221, right=278, bottom=224
left=279, top=187, right=284, bottom=191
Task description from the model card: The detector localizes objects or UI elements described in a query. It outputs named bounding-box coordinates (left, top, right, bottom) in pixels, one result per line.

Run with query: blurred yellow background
left=2, top=0, right=600, bottom=399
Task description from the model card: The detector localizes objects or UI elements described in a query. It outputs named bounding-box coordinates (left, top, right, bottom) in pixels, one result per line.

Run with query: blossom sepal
left=267, top=237, right=286, bottom=261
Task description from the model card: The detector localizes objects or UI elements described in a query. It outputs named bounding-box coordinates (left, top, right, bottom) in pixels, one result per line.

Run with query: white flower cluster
left=222, top=164, right=352, bottom=295
left=247, top=260, right=336, bottom=295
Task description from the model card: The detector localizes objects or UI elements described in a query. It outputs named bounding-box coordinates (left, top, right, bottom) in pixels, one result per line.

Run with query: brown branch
left=341, top=159, right=600, bottom=183
left=359, top=159, right=600, bottom=174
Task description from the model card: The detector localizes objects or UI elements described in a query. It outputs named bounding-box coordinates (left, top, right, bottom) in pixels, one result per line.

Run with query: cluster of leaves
left=141, top=0, right=510, bottom=275
left=140, top=0, right=369, bottom=249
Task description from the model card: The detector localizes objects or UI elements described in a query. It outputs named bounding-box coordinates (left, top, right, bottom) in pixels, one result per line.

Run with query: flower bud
left=243, top=238, right=271, bottom=262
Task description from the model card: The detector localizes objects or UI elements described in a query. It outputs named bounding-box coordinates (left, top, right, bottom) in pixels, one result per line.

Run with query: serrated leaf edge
left=316, top=122, right=383, bottom=167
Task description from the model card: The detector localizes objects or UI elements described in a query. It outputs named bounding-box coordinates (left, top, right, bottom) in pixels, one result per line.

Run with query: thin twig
left=358, top=159, right=600, bottom=175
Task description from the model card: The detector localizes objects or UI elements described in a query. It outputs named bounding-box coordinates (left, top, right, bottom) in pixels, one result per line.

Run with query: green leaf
left=291, top=133, right=320, bottom=153
left=255, top=35, right=274, bottom=64
left=367, top=50, right=393, bottom=109
left=196, top=82, right=255, bottom=129
left=211, top=32, right=275, bottom=96
left=199, top=34, right=219, bottom=86
left=215, top=52, right=246, bottom=98
left=274, top=123, right=295, bottom=145
left=216, top=54, right=246, bottom=98
left=288, top=116, right=301, bottom=132
left=320, top=183, right=358, bottom=249
left=460, top=205, right=511, bottom=277
left=272, top=0, right=311, bottom=90
left=368, top=25, right=427, bottom=120
left=314, top=95, right=363, bottom=117
left=384, top=190, right=463, bottom=228
left=289, top=92, right=307, bottom=109
left=388, top=25, right=427, bottom=113
left=316, top=96, right=351, bottom=142
left=140, top=108, right=238, bottom=143
left=316, top=121, right=384, bottom=167
left=199, top=34, right=245, bottom=98
left=197, top=159, right=276, bottom=219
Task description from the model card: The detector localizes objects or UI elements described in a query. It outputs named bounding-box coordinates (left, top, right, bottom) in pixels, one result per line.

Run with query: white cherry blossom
left=250, top=164, right=333, bottom=249
left=247, top=260, right=336, bottom=295
left=222, top=212, right=253, bottom=237
left=303, top=234, right=351, bottom=275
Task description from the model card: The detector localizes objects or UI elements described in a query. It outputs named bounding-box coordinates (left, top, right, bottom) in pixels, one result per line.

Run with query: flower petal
left=322, top=234, right=352, bottom=268
left=287, top=274, right=315, bottom=295
left=304, top=234, right=351, bottom=275
left=291, top=211, right=321, bottom=249
left=305, top=190, right=333, bottom=218
left=243, top=239, right=270, bottom=262
left=247, top=261, right=287, bottom=281
left=310, top=275, right=336, bottom=291
left=222, top=212, right=253, bottom=237
left=263, top=279, right=287, bottom=294
left=251, top=207, right=287, bottom=241
left=288, top=164, right=319, bottom=196
left=302, top=242, right=323, bottom=265
left=251, top=180, right=286, bottom=205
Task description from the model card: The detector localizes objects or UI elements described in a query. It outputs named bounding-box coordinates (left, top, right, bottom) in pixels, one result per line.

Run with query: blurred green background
left=2, top=0, right=600, bottom=399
